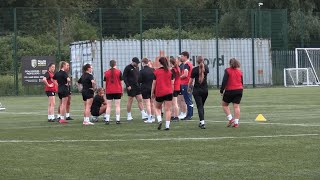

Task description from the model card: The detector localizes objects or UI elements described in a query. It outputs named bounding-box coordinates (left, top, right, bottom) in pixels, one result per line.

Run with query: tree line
left=1, top=0, right=320, bottom=74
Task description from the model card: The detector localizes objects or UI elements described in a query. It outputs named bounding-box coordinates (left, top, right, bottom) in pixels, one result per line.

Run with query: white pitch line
left=0, top=121, right=320, bottom=130
left=0, top=134, right=318, bottom=143
left=186, top=120, right=320, bottom=127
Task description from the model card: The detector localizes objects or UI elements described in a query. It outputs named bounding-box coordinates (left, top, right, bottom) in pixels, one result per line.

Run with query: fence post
left=140, top=8, right=143, bottom=60
left=99, top=8, right=104, bottom=87
left=215, top=9, right=219, bottom=89
left=284, top=9, right=288, bottom=50
left=251, top=9, right=256, bottom=88
left=57, top=8, right=61, bottom=61
left=13, top=8, right=18, bottom=95
left=299, top=10, right=304, bottom=48
left=178, top=8, right=181, bottom=54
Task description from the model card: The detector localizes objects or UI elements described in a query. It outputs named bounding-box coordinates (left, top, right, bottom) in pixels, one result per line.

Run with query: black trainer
left=48, top=119, right=54, bottom=122
left=66, top=117, right=74, bottom=120
left=199, top=124, right=206, bottom=129
left=105, top=121, right=110, bottom=125
left=182, top=116, right=192, bottom=120
left=173, top=117, right=179, bottom=122
left=164, top=128, right=170, bottom=131
left=116, top=121, right=121, bottom=124
left=157, top=122, right=162, bottom=130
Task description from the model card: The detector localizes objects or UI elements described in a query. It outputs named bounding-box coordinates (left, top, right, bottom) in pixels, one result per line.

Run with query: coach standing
left=180, top=51, right=193, bottom=120
left=123, top=57, right=148, bottom=121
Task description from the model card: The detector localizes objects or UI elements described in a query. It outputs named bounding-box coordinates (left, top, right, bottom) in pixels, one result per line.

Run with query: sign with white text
left=21, top=56, right=55, bottom=85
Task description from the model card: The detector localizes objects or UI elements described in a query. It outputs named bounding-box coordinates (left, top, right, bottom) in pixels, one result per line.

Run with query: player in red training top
left=104, top=60, right=123, bottom=124
left=42, top=63, right=58, bottom=122
left=220, top=58, right=243, bottom=128
left=151, top=57, right=175, bottom=130
left=170, top=57, right=181, bottom=121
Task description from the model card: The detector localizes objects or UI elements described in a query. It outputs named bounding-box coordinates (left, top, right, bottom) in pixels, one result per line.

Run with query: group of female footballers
left=43, top=51, right=243, bottom=130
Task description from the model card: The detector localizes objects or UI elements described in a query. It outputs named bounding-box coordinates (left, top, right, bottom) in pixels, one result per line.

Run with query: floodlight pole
left=258, top=3, right=263, bottom=38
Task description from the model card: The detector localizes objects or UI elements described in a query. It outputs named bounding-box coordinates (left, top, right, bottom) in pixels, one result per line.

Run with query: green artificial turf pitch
left=0, top=88, right=319, bottom=179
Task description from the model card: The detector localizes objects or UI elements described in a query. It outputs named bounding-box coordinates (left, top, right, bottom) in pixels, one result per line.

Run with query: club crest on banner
left=31, top=59, right=37, bottom=68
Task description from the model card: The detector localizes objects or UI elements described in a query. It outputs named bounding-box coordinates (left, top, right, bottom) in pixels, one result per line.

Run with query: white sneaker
left=127, top=116, right=133, bottom=121
left=178, top=113, right=186, bottom=119
left=151, top=117, right=156, bottom=122
left=142, top=113, right=148, bottom=120
left=144, top=120, right=153, bottom=123
left=92, top=116, right=99, bottom=122
left=83, top=121, right=94, bottom=125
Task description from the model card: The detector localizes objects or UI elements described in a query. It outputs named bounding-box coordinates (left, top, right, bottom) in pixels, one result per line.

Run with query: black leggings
left=192, top=88, right=208, bottom=121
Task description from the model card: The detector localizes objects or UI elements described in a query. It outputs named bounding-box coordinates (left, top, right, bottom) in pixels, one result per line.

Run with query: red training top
left=104, top=68, right=123, bottom=94
left=44, top=71, right=57, bottom=92
left=225, top=68, right=243, bottom=90
left=180, top=61, right=193, bottom=85
left=154, top=68, right=173, bottom=97
left=172, top=67, right=180, bottom=91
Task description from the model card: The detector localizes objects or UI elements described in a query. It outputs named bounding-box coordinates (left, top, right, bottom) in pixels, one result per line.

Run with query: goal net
left=0, top=102, right=5, bottom=111
left=292, top=48, right=320, bottom=86
left=284, top=68, right=318, bottom=87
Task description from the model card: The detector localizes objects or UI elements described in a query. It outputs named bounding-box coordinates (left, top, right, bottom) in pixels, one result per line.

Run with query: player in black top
left=77, top=64, right=96, bottom=125
left=56, top=61, right=74, bottom=121
left=53, top=61, right=70, bottom=124
left=188, top=56, right=209, bottom=129
left=91, top=88, right=107, bottom=122
left=123, top=57, right=148, bottom=121
left=138, top=58, right=155, bottom=123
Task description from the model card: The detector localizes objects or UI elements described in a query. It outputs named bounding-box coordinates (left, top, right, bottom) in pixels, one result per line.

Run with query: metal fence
left=0, top=8, right=319, bottom=96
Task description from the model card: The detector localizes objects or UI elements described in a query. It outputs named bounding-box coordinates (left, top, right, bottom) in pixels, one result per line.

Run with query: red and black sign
left=21, top=56, right=55, bottom=85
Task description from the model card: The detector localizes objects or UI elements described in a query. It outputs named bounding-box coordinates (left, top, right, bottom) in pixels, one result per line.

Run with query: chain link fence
left=1, top=8, right=319, bottom=96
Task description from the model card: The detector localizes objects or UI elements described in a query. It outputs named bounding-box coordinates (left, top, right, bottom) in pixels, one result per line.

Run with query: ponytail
left=197, top=56, right=205, bottom=84
left=170, top=57, right=181, bottom=76
left=110, top=60, right=116, bottom=83
left=159, top=57, right=169, bottom=71
left=59, top=61, right=66, bottom=70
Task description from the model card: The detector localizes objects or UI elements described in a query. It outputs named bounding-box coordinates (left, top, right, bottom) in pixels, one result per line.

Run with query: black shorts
left=58, top=91, right=69, bottom=99
left=127, top=87, right=141, bottom=97
left=91, top=108, right=100, bottom=116
left=223, top=89, right=243, bottom=104
left=58, top=85, right=69, bottom=99
left=141, top=89, right=151, bottom=99
left=156, top=93, right=173, bottom=103
left=106, top=93, right=122, bottom=100
left=173, top=90, right=180, bottom=97
left=82, top=89, right=94, bottom=101
left=46, top=91, right=56, bottom=97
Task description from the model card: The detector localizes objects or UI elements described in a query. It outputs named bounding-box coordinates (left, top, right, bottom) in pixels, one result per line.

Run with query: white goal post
left=295, top=48, right=320, bottom=84
left=284, top=68, right=318, bottom=87
left=0, top=103, right=5, bottom=111
left=285, top=48, right=320, bottom=87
